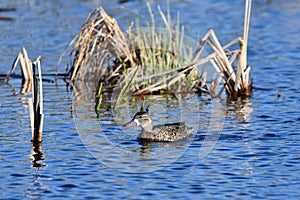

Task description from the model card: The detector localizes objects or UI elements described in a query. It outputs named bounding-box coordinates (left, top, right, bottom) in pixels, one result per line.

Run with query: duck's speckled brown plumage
left=123, top=111, right=193, bottom=142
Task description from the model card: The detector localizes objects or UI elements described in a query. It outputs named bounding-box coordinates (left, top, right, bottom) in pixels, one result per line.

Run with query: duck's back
left=138, top=122, right=192, bottom=142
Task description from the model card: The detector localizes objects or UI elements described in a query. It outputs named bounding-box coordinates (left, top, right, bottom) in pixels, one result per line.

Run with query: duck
left=123, top=110, right=193, bottom=142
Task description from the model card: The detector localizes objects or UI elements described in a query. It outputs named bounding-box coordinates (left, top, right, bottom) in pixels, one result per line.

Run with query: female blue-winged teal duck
left=123, top=110, right=193, bottom=142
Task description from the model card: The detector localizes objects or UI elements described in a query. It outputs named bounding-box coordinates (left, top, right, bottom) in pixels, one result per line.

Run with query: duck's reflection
left=138, top=137, right=191, bottom=155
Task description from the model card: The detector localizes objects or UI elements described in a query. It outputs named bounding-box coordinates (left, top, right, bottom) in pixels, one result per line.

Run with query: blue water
left=0, top=0, right=299, bottom=199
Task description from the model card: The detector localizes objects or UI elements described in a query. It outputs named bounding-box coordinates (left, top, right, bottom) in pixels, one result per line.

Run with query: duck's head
left=123, top=111, right=152, bottom=128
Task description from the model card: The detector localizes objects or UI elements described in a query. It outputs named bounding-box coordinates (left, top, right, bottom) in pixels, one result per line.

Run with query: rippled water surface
left=0, top=0, right=299, bottom=199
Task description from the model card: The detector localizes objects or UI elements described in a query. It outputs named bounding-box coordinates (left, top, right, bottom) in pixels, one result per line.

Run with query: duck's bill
left=122, top=120, right=137, bottom=127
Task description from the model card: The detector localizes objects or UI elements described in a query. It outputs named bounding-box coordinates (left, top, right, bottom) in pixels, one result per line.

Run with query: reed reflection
left=30, top=141, right=46, bottom=168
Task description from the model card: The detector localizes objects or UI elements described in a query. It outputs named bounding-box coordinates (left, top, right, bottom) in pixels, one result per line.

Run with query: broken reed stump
left=59, top=0, right=253, bottom=110
left=5, top=47, right=44, bottom=143
left=5, top=48, right=33, bottom=94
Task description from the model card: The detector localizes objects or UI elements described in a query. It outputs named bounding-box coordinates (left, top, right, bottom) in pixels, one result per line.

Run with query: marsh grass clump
left=118, top=5, right=199, bottom=100
left=59, top=0, right=253, bottom=109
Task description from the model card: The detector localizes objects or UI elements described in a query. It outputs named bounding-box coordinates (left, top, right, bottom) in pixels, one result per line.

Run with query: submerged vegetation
left=59, top=0, right=253, bottom=109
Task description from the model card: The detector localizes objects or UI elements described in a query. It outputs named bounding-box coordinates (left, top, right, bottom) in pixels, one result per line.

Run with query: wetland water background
left=0, top=0, right=299, bottom=199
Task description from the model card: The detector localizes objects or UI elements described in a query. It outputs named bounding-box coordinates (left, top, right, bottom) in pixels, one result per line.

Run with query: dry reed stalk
left=190, top=0, right=253, bottom=98
left=57, top=7, right=135, bottom=82
left=192, top=0, right=252, bottom=98
left=236, top=0, right=252, bottom=96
